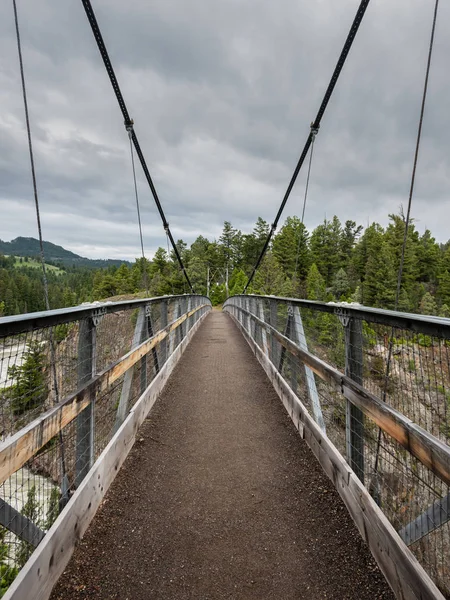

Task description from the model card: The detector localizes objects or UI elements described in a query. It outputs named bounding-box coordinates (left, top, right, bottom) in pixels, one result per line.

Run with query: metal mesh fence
left=0, top=295, right=210, bottom=591
left=224, top=295, right=450, bottom=597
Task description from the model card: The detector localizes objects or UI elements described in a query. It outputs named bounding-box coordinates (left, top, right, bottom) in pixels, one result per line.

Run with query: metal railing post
left=146, top=303, right=160, bottom=379
left=160, top=299, right=168, bottom=365
left=176, top=299, right=183, bottom=346
left=186, top=296, right=192, bottom=334
left=75, top=316, right=96, bottom=487
left=278, top=306, right=292, bottom=373
left=344, top=315, right=365, bottom=483
left=269, top=299, right=278, bottom=365
left=257, top=301, right=269, bottom=355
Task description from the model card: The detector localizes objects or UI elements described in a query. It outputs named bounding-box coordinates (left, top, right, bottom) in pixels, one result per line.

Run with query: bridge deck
left=51, top=310, right=393, bottom=600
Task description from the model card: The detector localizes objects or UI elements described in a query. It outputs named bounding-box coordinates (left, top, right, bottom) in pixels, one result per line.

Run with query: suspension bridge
left=1, top=0, right=449, bottom=598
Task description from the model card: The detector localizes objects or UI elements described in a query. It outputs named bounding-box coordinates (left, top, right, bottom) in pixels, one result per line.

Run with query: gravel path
left=51, top=310, right=394, bottom=600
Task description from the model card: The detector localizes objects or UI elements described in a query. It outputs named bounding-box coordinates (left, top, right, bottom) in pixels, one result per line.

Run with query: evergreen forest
left=1, top=211, right=450, bottom=318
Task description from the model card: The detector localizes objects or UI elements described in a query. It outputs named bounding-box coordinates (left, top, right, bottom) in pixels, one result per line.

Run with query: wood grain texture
left=3, top=307, right=210, bottom=600
left=226, top=308, right=445, bottom=600
left=0, top=304, right=209, bottom=487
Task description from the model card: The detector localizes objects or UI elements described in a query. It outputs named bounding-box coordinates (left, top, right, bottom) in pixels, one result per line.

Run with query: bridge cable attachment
left=126, top=117, right=149, bottom=296
left=293, top=123, right=319, bottom=285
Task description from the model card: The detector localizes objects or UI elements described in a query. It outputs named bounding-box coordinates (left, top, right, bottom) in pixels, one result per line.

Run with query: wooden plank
left=0, top=304, right=209, bottom=486
left=226, top=309, right=444, bottom=600
left=3, top=306, right=210, bottom=600
left=233, top=304, right=450, bottom=488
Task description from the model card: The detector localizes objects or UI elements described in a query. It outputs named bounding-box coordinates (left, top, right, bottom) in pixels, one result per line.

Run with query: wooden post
left=344, top=316, right=365, bottom=483
left=75, top=317, right=96, bottom=487
left=292, top=306, right=325, bottom=431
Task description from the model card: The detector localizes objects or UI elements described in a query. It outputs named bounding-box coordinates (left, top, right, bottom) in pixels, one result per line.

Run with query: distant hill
left=0, top=237, right=131, bottom=269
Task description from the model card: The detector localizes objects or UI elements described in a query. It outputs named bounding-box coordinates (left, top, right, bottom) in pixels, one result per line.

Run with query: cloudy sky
left=1, top=0, right=449, bottom=260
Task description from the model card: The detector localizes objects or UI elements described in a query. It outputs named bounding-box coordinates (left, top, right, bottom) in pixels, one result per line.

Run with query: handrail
left=232, top=295, right=450, bottom=338
left=0, top=294, right=210, bottom=338
left=230, top=303, right=450, bottom=487
left=0, top=303, right=209, bottom=486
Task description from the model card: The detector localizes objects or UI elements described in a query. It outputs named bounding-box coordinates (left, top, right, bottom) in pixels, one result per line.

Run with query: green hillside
left=0, top=237, right=130, bottom=269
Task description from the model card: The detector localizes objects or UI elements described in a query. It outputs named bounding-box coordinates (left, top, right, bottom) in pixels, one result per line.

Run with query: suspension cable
left=166, top=231, right=175, bottom=295
left=293, top=124, right=318, bottom=281
left=395, top=0, right=439, bottom=309
left=13, top=0, right=70, bottom=504
left=244, top=0, right=371, bottom=292
left=372, top=0, right=440, bottom=494
left=13, top=0, right=50, bottom=311
left=80, top=0, right=195, bottom=293
left=126, top=123, right=149, bottom=296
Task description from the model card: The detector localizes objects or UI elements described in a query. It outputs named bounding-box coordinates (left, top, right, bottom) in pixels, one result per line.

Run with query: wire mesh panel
left=223, top=295, right=450, bottom=597
left=0, top=295, right=210, bottom=592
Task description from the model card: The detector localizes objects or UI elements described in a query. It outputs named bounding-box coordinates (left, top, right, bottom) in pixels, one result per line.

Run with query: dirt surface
left=51, top=311, right=394, bottom=600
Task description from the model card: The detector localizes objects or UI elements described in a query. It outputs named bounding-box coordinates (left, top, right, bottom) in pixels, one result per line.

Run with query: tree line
left=1, top=211, right=450, bottom=317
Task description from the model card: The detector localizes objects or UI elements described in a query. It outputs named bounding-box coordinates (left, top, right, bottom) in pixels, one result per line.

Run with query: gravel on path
left=51, top=310, right=394, bottom=600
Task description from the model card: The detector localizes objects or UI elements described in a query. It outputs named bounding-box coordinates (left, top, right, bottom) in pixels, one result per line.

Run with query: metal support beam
left=159, top=299, right=168, bottom=365
left=257, top=301, right=269, bottom=356
left=399, top=492, right=450, bottom=546
left=75, top=316, right=96, bottom=487
left=278, top=309, right=292, bottom=373
left=344, top=316, right=365, bottom=483
left=0, top=498, right=45, bottom=547
left=114, top=307, right=146, bottom=432
left=292, top=306, right=325, bottom=432
left=269, top=300, right=278, bottom=366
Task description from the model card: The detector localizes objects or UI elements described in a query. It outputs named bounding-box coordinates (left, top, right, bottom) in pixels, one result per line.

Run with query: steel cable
left=12, top=0, right=69, bottom=504
left=80, top=0, right=195, bottom=293
left=127, top=129, right=149, bottom=296
left=244, top=0, right=371, bottom=292
left=372, top=0, right=440, bottom=497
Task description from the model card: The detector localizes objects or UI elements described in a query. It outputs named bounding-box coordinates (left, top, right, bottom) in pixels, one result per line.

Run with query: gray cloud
left=1, top=0, right=449, bottom=261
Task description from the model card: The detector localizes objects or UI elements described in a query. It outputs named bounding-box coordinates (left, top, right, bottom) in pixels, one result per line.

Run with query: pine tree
left=0, top=526, right=18, bottom=595
left=44, top=487, right=60, bottom=530
left=17, top=486, right=40, bottom=568
left=8, top=342, right=48, bottom=415
left=332, top=268, right=350, bottom=300
left=306, top=263, right=326, bottom=301
left=273, top=217, right=310, bottom=281
left=229, top=270, right=248, bottom=296
left=310, top=217, right=343, bottom=286
left=419, top=292, right=438, bottom=316
left=250, top=253, right=291, bottom=296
